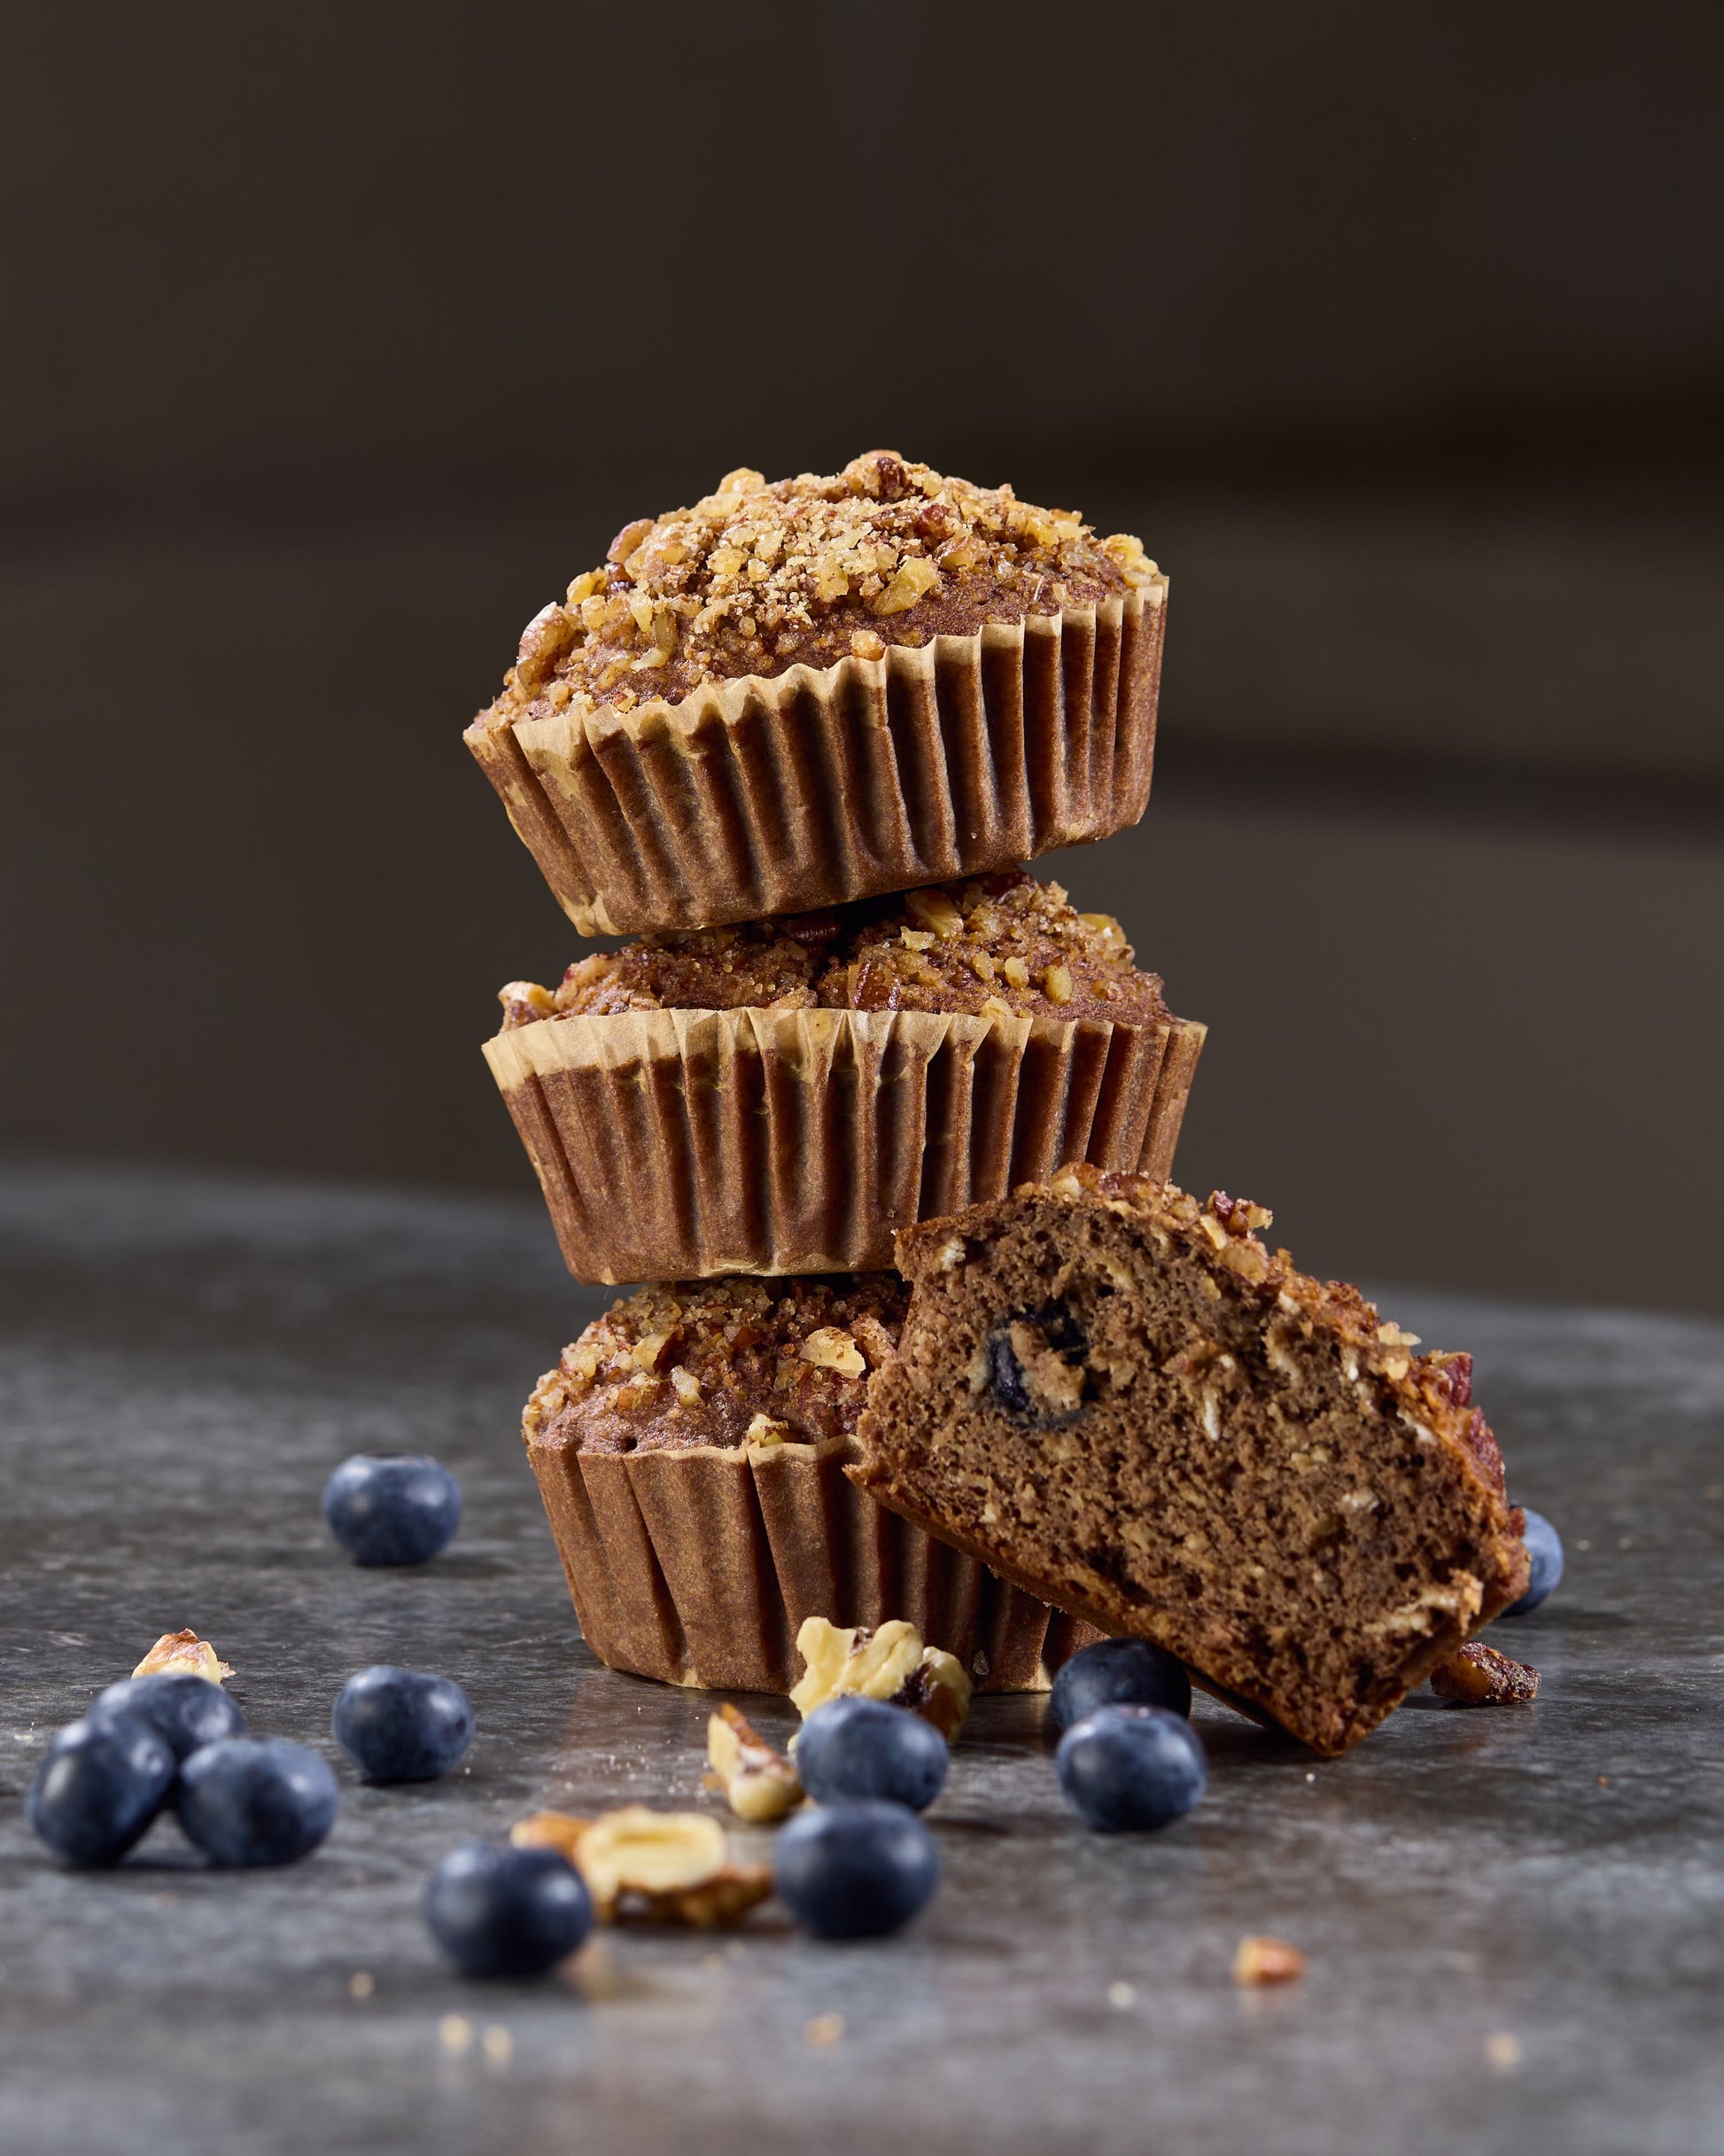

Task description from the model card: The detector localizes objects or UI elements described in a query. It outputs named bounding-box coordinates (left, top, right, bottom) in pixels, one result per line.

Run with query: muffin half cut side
left=524, top=1276, right=1097, bottom=1693
left=850, top=1168, right=1530, bottom=1755
left=466, top=455, right=1167, bottom=936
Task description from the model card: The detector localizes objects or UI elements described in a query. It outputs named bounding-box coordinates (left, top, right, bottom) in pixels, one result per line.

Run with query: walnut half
left=789, top=1616, right=972, bottom=1739
left=513, top=1806, right=773, bottom=1929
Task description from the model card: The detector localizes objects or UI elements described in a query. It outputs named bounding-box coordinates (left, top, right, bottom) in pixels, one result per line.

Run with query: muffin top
left=497, top=873, right=1170, bottom=1031
left=524, top=1275, right=906, bottom=1456
left=479, top=452, right=1164, bottom=728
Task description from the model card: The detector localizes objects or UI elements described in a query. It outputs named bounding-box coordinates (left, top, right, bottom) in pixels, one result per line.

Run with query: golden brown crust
left=478, top=453, right=1162, bottom=728
left=498, top=873, right=1168, bottom=1032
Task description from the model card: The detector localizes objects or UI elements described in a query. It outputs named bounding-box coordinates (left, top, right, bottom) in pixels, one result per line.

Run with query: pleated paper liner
left=485, top=1005, right=1206, bottom=1285
left=464, top=588, right=1166, bottom=938
left=525, top=1424, right=1101, bottom=1694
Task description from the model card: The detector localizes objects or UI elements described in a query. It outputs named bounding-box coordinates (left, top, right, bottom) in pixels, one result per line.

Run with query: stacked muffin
left=467, top=453, right=1204, bottom=1694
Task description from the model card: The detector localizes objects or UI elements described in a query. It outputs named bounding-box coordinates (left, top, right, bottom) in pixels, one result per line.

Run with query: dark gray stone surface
left=3, top=1160, right=1722, bottom=2156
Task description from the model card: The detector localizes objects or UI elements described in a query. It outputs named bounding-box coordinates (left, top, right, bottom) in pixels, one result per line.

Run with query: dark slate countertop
left=3, top=1160, right=1722, bottom=2156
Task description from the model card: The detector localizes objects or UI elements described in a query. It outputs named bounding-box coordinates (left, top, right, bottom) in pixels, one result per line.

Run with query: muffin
left=466, top=454, right=1168, bottom=936
left=523, top=1274, right=1097, bottom=1693
left=485, top=874, right=1206, bottom=1282
left=851, top=1166, right=1531, bottom=1755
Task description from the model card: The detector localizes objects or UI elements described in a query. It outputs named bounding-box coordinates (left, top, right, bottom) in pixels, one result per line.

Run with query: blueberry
left=89, top=1674, right=246, bottom=1762
left=983, top=1300, right=1089, bottom=1426
left=1048, top=1638, right=1192, bottom=1732
left=773, top=1799, right=939, bottom=1939
left=26, top=1714, right=175, bottom=1866
left=1056, top=1704, right=1208, bottom=1832
left=333, top=1665, right=473, bottom=1783
left=795, top=1696, right=948, bottom=1811
left=175, top=1738, right=338, bottom=1865
left=424, top=1841, right=592, bottom=1977
left=795, top=1695, right=949, bottom=1810
left=322, top=1453, right=461, bottom=1566
left=1503, top=1507, right=1564, bottom=1616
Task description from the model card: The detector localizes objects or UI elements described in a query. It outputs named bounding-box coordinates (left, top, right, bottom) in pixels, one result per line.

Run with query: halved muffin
left=466, top=454, right=1168, bottom=935
left=851, top=1166, right=1531, bottom=1755
left=524, top=1273, right=1096, bottom=1693
left=487, top=876, right=1205, bottom=1282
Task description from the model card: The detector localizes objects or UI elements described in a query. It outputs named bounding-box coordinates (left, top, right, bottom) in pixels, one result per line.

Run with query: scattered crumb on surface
left=1107, top=1981, right=1138, bottom=2010
left=348, top=1972, right=374, bottom=2000
left=1485, top=2031, right=1524, bottom=2073
left=438, top=2014, right=473, bottom=2055
left=804, top=2013, right=845, bottom=2048
left=481, top=2027, right=514, bottom=2068
left=1429, top=1640, right=1540, bottom=1705
left=1232, top=1936, right=1307, bottom=1986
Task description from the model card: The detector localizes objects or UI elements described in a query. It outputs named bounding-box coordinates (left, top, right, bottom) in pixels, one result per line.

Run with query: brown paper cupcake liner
left=485, top=1006, right=1205, bottom=1284
left=465, top=589, right=1165, bottom=938
left=526, top=1427, right=1101, bottom=1694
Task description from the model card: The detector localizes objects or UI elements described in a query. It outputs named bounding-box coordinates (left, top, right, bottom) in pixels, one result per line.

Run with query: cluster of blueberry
left=27, top=1453, right=473, bottom=1872
left=28, top=1654, right=478, bottom=1871
left=25, top=1445, right=1565, bottom=1981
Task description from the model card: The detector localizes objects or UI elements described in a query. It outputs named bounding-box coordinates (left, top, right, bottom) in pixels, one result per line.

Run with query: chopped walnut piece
left=800, top=1327, right=866, bottom=1377
left=705, top=1703, right=804, bottom=1823
left=1232, top=1935, right=1307, bottom=1986
left=789, top=1616, right=972, bottom=1739
left=572, top=1807, right=772, bottom=1928
left=1429, top=1641, right=1541, bottom=1704
left=133, top=1630, right=233, bottom=1684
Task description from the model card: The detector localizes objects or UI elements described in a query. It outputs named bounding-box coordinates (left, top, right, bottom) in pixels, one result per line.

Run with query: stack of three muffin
left=467, top=453, right=1205, bottom=1700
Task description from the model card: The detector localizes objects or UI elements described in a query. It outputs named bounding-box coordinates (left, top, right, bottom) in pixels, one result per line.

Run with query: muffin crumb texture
left=498, top=873, right=1169, bottom=1031
left=524, top=1276, right=907, bottom=1456
left=481, top=452, right=1164, bottom=725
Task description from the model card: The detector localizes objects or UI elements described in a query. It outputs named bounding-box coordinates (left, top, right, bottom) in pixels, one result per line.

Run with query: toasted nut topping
left=871, top=555, right=941, bottom=616
left=630, top=1328, right=675, bottom=1374
left=706, top=1703, right=803, bottom=1823
left=670, top=1365, right=703, bottom=1407
left=134, top=1630, right=232, bottom=1684
left=790, top=1616, right=972, bottom=1738
left=1044, top=962, right=1074, bottom=1004
left=800, top=1327, right=866, bottom=1377
left=905, top=887, right=964, bottom=938
left=744, top=1413, right=790, bottom=1449
left=574, top=1807, right=771, bottom=1928
left=1429, top=1641, right=1541, bottom=1704
left=1232, top=1935, right=1306, bottom=1985
left=496, top=980, right=555, bottom=1026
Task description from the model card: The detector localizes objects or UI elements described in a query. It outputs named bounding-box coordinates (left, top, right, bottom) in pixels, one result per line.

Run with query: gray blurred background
left=4, top=2, right=1720, bottom=1313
